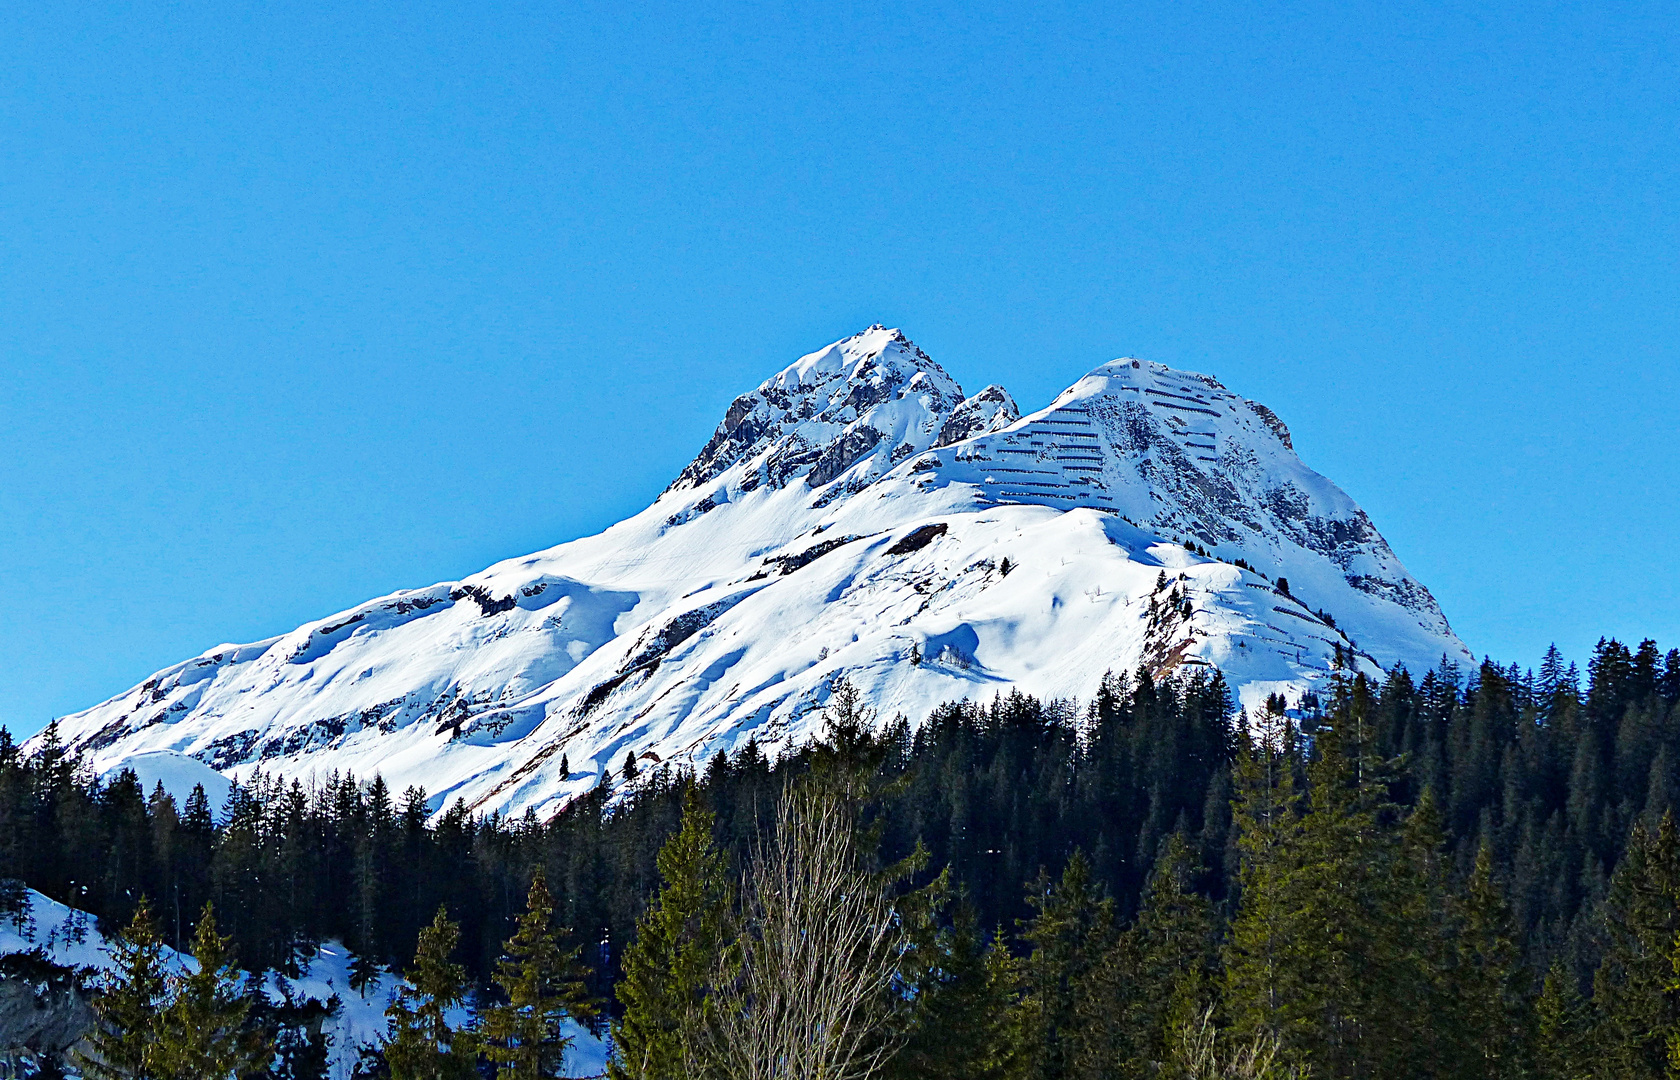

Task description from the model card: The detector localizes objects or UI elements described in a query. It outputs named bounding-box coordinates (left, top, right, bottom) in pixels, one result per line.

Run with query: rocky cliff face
left=36, top=327, right=1469, bottom=820
left=668, top=326, right=965, bottom=497
left=0, top=952, right=96, bottom=1075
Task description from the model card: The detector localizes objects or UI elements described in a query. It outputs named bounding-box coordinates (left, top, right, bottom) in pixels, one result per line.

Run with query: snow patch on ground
left=100, top=750, right=233, bottom=810
left=0, top=889, right=607, bottom=1079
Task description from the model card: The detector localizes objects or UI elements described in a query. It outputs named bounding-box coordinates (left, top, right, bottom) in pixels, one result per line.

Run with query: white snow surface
left=99, top=750, right=234, bottom=811
left=36, top=325, right=1469, bottom=821
left=0, top=888, right=606, bottom=1078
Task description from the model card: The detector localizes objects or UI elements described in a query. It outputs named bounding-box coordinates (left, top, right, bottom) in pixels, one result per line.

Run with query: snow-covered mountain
left=36, top=326, right=1469, bottom=819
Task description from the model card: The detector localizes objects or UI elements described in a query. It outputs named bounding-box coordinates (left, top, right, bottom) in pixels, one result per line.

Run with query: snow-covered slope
left=98, top=750, right=234, bottom=811
left=0, top=889, right=605, bottom=1079
left=36, top=326, right=1469, bottom=819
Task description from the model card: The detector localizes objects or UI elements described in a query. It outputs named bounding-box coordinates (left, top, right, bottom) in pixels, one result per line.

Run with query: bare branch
left=708, top=780, right=909, bottom=1080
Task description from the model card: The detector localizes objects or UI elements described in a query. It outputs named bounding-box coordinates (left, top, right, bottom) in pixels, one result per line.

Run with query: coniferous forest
left=4, top=636, right=1680, bottom=1078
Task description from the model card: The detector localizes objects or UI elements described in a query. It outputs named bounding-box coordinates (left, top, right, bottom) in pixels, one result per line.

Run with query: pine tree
left=1221, top=717, right=1304, bottom=1052
left=350, top=951, right=383, bottom=997
left=153, top=902, right=271, bottom=1079
left=1535, top=961, right=1592, bottom=1080
left=983, top=929, right=1027, bottom=1079
left=77, top=900, right=169, bottom=1080
left=610, top=787, right=729, bottom=1080
left=481, top=869, right=595, bottom=1080
left=1224, top=715, right=1415, bottom=1077
left=888, top=900, right=1018, bottom=1080
left=1453, top=847, right=1533, bottom=1080
left=1015, top=851, right=1117, bottom=1080
left=1123, top=833, right=1218, bottom=1076
left=1393, top=789, right=1459, bottom=1078
left=384, top=906, right=479, bottom=1080
left=1593, top=814, right=1680, bottom=1079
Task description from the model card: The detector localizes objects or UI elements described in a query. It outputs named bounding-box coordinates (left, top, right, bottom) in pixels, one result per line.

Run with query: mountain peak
left=666, top=326, right=966, bottom=497
left=39, top=329, right=1469, bottom=822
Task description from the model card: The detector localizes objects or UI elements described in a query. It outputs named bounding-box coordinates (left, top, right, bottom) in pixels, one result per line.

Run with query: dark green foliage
left=1454, top=847, right=1533, bottom=1079
left=7, top=636, right=1680, bottom=1080
left=349, top=952, right=382, bottom=997
left=153, top=903, right=271, bottom=1080
left=255, top=990, right=338, bottom=1080
left=1224, top=713, right=1414, bottom=1076
left=0, top=667, right=1242, bottom=993
left=384, top=907, right=478, bottom=1080
left=480, top=869, right=594, bottom=1080
left=609, top=787, right=729, bottom=1080
left=1123, top=833, right=1219, bottom=1073
left=1534, top=960, right=1593, bottom=1080
left=886, top=899, right=1018, bottom=1080
left=1014, top=851, right=1118, bottom=1080
left=77, top=901, right=169, bottom=1080
left=1590, top=813, right=1680, bottom=1079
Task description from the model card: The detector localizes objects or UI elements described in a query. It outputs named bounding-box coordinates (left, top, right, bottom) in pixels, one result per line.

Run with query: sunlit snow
left=36, top=326, right=1469, bottom=822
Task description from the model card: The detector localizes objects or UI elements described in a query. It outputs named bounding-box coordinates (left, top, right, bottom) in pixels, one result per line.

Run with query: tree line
left=3, top=635, right=1680, bottom=1077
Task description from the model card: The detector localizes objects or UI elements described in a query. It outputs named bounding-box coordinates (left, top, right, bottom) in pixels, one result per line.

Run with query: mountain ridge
left=33, top=326, right=1470, bottom=819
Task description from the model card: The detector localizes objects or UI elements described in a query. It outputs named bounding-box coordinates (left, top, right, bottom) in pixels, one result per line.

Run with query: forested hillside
left=5, top=635, right=1680, bottom=1078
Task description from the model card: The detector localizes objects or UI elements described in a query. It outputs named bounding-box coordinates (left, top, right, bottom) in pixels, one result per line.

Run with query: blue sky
left=2, top=1, right=1676, bottom=737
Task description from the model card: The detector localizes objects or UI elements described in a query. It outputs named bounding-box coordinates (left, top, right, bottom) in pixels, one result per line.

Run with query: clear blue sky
left=3, top=1, right=1676, bottom=738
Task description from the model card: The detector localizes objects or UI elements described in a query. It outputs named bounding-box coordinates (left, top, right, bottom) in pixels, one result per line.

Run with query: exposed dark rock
left=316, top=613, right=365, bottom=637
left=203, top=729, right=262, bottom=770
left=0, top=953, right=96, bottom=1073
left=763, top=535, right=863, bottom=575
left=574, top=661, right=659, bottom=718
left=621, top=596, right=745, bottom=672
left=667, top=327, right=967, bottom=495
left=886, top=523, right=948, bottom=556
left=1246, top=400, right=1293, bottom=449
left=806, top=427, right=884, bottom=488
left=935, top=385, right=1018, bottom=447
left=664, top=492, right=721, bottom=527
left=450, top=585, right=518, bottom=617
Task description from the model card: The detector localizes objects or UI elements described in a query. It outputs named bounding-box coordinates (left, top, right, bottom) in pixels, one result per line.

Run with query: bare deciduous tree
left=1170, top=1007, right=1309, bottom=1080
left=705, top=779, right=909, bottom=1080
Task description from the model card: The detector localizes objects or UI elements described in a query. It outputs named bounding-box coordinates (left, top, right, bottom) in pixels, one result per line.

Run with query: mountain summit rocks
left=39, top=327, right=1470, bottom=820
left=668, top=326, right=964, bottom=497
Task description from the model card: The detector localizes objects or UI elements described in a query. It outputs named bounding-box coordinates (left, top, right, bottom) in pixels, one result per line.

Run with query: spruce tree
left=1393, top=789, right=1460, bottom=1077
left=78, top=900, right=169, bottom=1080
left=1535, top=961, right=1593, bottom=1080
left=1015, top=851, right=1117, bottom=1080
left=1592, top=814, right=1680, bottom=1079
left=481, top=869, right=595, bottom=1080
left=1222, top=716, right=1304, bottom=1052
left=1225, top=715, right=1414, bottom=1077
left=384, top=906, right=479, bottom=1080
left=610, top=787, right=729, bottom=1080
left=888, top=900, right=1018, bottom=1080
left=153, top=902, right=271, bottom=1080
left=1453, top=847, right=1533, bottom=1080
left=1123, top=833, right=1218, bottom=1076
left=350, top=951, right=383, bottom=997
left=983, top=929, right=1027, bottom=1079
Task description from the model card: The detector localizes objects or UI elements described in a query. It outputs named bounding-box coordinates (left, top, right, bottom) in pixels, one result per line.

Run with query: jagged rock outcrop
left=0, top=954, right=96, bottom=1075
left=935, top=385, right=1018, bottom=447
